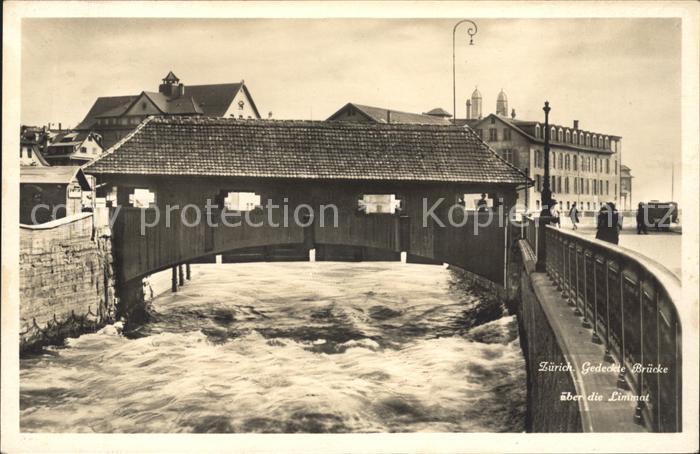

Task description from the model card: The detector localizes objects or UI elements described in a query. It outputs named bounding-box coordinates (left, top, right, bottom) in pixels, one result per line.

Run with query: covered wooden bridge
left=84, top=116, right=530, bottom=313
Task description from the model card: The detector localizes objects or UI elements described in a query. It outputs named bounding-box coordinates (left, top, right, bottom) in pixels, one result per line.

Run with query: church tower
left=496, top=89, right=508, bottom=116
left=470, top=87, right=482, bottom=120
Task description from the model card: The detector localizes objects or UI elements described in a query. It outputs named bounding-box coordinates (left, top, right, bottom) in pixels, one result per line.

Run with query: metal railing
left=520, top=217, right=682, bottom=432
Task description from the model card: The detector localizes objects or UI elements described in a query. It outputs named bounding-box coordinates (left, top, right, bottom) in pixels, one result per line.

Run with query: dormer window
left=535, top=124, right=541, bottom=139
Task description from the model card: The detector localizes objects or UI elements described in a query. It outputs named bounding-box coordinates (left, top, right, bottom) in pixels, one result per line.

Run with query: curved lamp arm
left=452, top=19, right=478, bottom=121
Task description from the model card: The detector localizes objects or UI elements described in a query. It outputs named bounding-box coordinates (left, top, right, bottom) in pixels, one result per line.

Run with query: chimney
left=387, top=110, right=392, bottom=123
left=573, top=120, right=579, bottom=130
left=511, top=109, right=516, bottom=119
left=58, top=122, right=62, bottom=131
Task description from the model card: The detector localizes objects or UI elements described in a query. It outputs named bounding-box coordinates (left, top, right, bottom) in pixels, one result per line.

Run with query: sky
left=21, top=18, right=681, bottom=204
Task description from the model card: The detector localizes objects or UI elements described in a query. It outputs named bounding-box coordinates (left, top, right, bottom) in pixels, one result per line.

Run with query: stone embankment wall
left=20, top=213, right=117, bottom=353
left=513, top=241, right=583, bottom=432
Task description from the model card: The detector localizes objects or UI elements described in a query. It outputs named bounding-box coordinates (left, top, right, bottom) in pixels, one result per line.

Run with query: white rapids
left=20, top=262, right=526, bottom=433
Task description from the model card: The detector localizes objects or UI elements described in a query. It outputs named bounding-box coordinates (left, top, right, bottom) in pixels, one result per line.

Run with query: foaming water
left=21, top=262, right=526, bottom=433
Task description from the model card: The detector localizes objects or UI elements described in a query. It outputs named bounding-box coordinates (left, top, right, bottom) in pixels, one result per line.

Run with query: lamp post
left=452, top=20, right=478, bottom=122
left=540, top=101, right=553, bottom=216
left=536, top=101, right=552, bottom=272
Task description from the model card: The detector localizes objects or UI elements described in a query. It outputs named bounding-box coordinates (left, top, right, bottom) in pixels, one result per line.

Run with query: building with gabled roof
left=327, top=103, right=452, bottom=125
left=76, top=71, right=261, bottom=148
left=20, top=166, right=93, bottom=224
left=43, top=130, right=103, bottom=166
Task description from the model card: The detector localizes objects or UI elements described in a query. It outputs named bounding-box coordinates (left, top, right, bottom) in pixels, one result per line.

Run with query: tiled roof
left=75, top=82, right=259, bottom=130
left=75, top=95, right=137, bottom=130
left=20, top=166, right=92, bottom=189
left=85, top=116, right=529, bottom=185
left=424, top=107, right=452, bottom=117
left=327, top=103, right=452, bottom=125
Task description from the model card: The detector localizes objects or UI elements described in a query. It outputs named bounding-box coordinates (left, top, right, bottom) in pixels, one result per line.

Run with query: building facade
left=75, top=71, right=262, bottom=149
left=619, top=165, right=633, bottom=210
left=469, top=92, right=622, bottom=214
left=20, top=126, right=50, bottom=167
left=43, top=131, right=103, bottom=166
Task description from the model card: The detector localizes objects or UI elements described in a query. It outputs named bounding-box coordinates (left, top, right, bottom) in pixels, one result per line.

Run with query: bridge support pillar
left=186, top=263, right=191, bottom=280
left=116, top=278, right=148, bottom=327
left=171, top=266, right=177, bottom=292
left=178, top=264, right=185, bottom=286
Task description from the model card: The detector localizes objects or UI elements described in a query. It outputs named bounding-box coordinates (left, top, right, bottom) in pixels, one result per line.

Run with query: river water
left=21, top=262, right=526, bottom=433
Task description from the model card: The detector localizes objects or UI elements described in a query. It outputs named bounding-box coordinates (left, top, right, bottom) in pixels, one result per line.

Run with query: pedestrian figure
left=568, top=202, right=579, bottom=230
left=550, top=199, right=561, bottom=227
left=636, top=202, right=648, bottom=235
left=596, top=203, right=621, bottom=245
left=476, top=193, right=488, bottom=213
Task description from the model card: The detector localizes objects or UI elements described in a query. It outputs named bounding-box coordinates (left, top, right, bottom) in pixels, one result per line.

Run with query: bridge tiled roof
left=84, top=116, right=530, bottom=185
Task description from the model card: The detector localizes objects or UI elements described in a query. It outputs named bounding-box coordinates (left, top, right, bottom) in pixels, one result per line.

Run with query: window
left=80, top=147, right=87, bottom=153
left=128, top=188, right=156, bottom=208
left=615, top=160, right=618, bottom=175
left=558, top=128, right=563, bottom=142
left=606, top=181, right=609, bottom=195
left=558, top=176, right=562, bottom=194
left=224, top=191, right=261, bottom=211
left=535, top=124, right=541, bottom=138
left=586, top=134, right=591, bottom=146
left=550, top=127, right=556, bottom=140
left=503, top=128, right=511, bottom=141
left=565, top=177, right=570, bottom=194
left=361, top=194, right=401, bottom=214
left=605, top=159, right=610, bottom=174
left=501, top=149, right=514, bottom=163
left=574, top=178, right=578, bottom=194
left=573, top=155, right=578, bottom=171
left=141, top=102, right=147, bottom=110
left=489, top=128, right=498, bottom=141
left=535, top=175, right=542, bottom=192
left=586, top=179, right=590, bottom=194
left=535, top=150, right=542, bottom=168
left=592, top=136, right=597, bottom=148
left=605, top=137, right=610, bottom=149
left=594, top=158, right=598, bottom=173
left=565, top=130, right=571, bottom=143
left=572, top=132, right=578, bottom=145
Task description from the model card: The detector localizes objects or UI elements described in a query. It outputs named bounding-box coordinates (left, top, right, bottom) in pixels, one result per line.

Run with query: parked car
left=643, top=200, right=678, bottom=230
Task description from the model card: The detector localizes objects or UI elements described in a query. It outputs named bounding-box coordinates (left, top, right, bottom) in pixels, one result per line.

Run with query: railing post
left=604, top=261, right=614, bottom=362
left=634, top=270, right=646, bottom=425
left=574, top=244, right=582, bottom=316
left=592, top=254, right=602, bottom=344
left=582, top=251, right=591, bottom=328
left=568, top=242, right=576, bottom=307
left=617, top=268, right=629, bottom=390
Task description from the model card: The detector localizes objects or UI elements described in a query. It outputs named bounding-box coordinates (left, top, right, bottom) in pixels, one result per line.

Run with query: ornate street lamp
left=452, top=20, right=478, bottom=122
left=540, top=101, right=553, bottom=217
left=535, top=101, right=553, bottom=273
